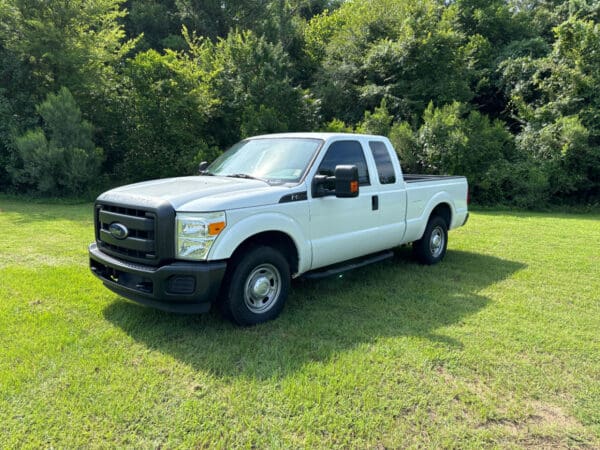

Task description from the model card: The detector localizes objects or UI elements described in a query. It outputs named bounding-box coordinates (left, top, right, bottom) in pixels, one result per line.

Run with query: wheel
left=220, top=246, right=290, bottom=325
left=412, top=215, right=448, bottom=265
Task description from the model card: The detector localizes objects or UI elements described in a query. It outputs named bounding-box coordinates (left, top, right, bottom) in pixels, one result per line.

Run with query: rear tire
left=413, top=215, right=448, bottom=265
left=220, top=246, right=290, bottom=326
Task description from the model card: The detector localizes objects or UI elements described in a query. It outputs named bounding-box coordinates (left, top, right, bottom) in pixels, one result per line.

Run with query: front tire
left=413, top=215, right=448, bottom=265
left=221, top=246, right=290, bottom=325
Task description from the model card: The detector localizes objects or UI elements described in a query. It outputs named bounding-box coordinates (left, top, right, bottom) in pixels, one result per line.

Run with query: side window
left=369, top=141, right=396, bottom=184
left=317, top=141, right=370, bottom=185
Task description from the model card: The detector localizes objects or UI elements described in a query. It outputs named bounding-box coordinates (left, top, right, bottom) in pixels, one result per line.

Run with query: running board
left=302, top=250, right=394, bottom=280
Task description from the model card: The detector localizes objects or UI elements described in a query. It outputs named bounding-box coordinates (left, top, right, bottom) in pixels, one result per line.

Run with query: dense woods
left=1, top=0, right=598, bottom=205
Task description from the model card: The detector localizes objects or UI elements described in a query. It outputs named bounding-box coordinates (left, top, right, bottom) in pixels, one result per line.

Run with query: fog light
left=166, top=276, right=195, bottom=294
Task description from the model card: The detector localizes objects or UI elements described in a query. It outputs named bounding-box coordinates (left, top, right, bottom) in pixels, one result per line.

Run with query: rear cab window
left=368, top=141, right=396, bottom=185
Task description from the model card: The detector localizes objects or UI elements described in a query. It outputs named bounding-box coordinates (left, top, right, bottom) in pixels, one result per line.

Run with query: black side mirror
left=198, top=161, right=209, bottom=174
left=334, top=165, right=359, bottom=198
left=312, top=174, right=332, bottom=197
left=312, top=165, right=359, bottom=198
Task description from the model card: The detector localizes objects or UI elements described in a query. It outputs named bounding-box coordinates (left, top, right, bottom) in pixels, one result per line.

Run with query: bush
left=481, top=160, right=549, bottom=208
left=198, top=30, right=316, bottom=145
left=356, top=99, right=393, bottom=136
left=321, top=118, right=353, bottom=133
left=389, top=121, right=420, bottom=174
left=116, top=50, right=215, bottom=181
left=416, top=102, right=522, bottom=204
left=8, top=88, right=103, bottom=196
left=0, top=91, right=15, bottom=189
left=517, top=116, right=599, bottom=202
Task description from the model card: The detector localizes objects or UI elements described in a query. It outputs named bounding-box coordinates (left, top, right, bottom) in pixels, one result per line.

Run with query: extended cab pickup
left=89, top=133, right=469, bottom=324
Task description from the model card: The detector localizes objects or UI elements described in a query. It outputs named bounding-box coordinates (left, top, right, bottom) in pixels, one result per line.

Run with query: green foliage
left=517, top=116, right=599, bottom=201
left=502, top=16, right=600, bottom=202
left=174, top=0, right=263, bottom=39
left=8, top=88, right=103, bottom=196
left=126, top=0, right=183, bottom=50
left=451, top=0, right=536, bottom=121
left=0, top=0, right=136, bottom=192
left=188, top=29, right=316, bottom=146
left=481, top=159, right=549, bottom=208
left=117, top=49, right=216, bottom=181
left=240, top=104, right=285, bottom=138
left=307, top=0, right=473, bottom=123
left=389, top=121, right=420, bottom=174
left=416, top=102, right=530, bottom=204
left=103, top=28, right=317, bottom=181
left=2, top=0, right=136, bottom=108
left=356, top=99, right=393, bottom=136
left=1, top=0, right=599, bottom=205
left=0, top=91, right=16, bottom=188
left=322, top=118, right=353, bottom=133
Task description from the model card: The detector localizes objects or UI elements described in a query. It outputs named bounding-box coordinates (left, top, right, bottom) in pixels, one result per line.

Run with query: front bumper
left=89, top=243, right=227, bottom=313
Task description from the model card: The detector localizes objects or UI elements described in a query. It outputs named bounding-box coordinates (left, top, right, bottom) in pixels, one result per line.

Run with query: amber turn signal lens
left=208, top=221, right=226, bottom=235
left=350, top=181, right=358, bottom=193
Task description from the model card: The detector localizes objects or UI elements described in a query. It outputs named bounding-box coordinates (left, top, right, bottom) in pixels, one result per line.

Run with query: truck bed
left=404, top=174, right=465, bottom=183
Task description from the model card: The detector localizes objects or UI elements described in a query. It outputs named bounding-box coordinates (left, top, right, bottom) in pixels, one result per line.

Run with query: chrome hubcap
left=252, top=278, right=271, bottom=297
left=244, top=263, right=281, bottom=313
left=429, top=226, right=445, bottom=258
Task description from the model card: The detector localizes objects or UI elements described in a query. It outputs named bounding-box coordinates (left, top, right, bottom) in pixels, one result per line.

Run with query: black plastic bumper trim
left=89, top=243, right=227, bottom=313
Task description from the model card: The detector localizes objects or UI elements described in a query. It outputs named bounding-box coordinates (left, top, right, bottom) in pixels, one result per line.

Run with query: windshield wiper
left=224, top=173, right=269, bottom=183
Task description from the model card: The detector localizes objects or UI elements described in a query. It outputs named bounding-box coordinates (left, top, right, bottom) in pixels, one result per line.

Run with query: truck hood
left=97, top=176, right=295, bottom=211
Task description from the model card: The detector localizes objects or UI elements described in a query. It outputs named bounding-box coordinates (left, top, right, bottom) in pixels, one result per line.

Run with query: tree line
left=1, top=0, right=598, bottom=206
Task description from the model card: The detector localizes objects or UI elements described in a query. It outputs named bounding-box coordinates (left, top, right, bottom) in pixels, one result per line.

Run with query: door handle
left=372, top=195, right=379, bottom=211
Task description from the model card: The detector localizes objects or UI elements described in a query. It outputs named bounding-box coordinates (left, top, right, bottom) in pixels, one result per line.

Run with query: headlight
left=175, top=212, right=226, bottom=260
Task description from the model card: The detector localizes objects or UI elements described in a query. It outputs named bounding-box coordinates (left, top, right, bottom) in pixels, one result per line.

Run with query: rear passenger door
left=367, top=140, right=407, bottom=246
left=308, top=140, right=382, bottom=269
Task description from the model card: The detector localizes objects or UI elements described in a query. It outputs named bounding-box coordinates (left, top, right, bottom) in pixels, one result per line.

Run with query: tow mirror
left=312, top=164, right=359, bottom=198
left=334, top=165, right=359, bottom=198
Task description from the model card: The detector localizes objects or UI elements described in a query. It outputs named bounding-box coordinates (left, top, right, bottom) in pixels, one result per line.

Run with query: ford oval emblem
left=109, top=222, right=129, bottom=240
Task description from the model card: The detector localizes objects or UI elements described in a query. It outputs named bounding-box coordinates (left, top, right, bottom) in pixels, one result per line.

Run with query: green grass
left=1, top=197, right=599, bottom=448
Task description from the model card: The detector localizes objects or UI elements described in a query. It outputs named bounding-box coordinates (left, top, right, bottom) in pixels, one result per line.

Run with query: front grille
left=96, top=204, right=157, bottom=263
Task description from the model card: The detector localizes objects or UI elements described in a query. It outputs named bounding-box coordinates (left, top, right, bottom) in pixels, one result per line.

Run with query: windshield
left=206, top=138, right=323, bottom=184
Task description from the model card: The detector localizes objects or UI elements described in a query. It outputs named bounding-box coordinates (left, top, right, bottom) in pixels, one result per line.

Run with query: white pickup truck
left=89, top=133, right=469, bottom=324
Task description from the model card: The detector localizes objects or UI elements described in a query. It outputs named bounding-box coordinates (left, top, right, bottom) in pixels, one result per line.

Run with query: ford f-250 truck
left=89, top=133, right=469, bottom=325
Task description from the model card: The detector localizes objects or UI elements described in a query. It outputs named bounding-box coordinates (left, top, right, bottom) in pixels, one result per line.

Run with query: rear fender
left=407, top=192, right=456, bottom=242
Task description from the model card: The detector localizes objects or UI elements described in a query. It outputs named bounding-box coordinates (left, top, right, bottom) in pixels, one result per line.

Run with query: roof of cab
left=248, top=132, right=388, bottom=141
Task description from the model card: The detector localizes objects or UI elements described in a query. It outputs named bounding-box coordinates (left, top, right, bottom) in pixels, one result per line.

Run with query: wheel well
left=430, top=203, right=451, bottom=228
left=230, top=231, right=299, bottom=275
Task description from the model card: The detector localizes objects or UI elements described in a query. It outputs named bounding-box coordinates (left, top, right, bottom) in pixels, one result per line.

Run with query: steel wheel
left=429, top=225, right=446, bottom=259
left=220, top=245, right=290, bottom=325
left=413, top=215, right=448, bottom=265
left=243, top=263, right=282, bottom=314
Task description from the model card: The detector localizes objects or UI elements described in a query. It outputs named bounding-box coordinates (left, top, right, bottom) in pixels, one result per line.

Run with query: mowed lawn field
left=0, top=197, right=599, bottom=448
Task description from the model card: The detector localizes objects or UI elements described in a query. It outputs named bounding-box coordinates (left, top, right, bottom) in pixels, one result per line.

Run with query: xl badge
left=109, top=222, right=129, bottom=240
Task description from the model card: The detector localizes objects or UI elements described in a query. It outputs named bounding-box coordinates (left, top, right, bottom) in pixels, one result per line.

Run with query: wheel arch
left=209, top=212, right=310, bottom=275
left=430, top=202, right=452, bottom=228
left=405, top=195, right=456, bottom=243
left=228, top=230, right=300, bottom=276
